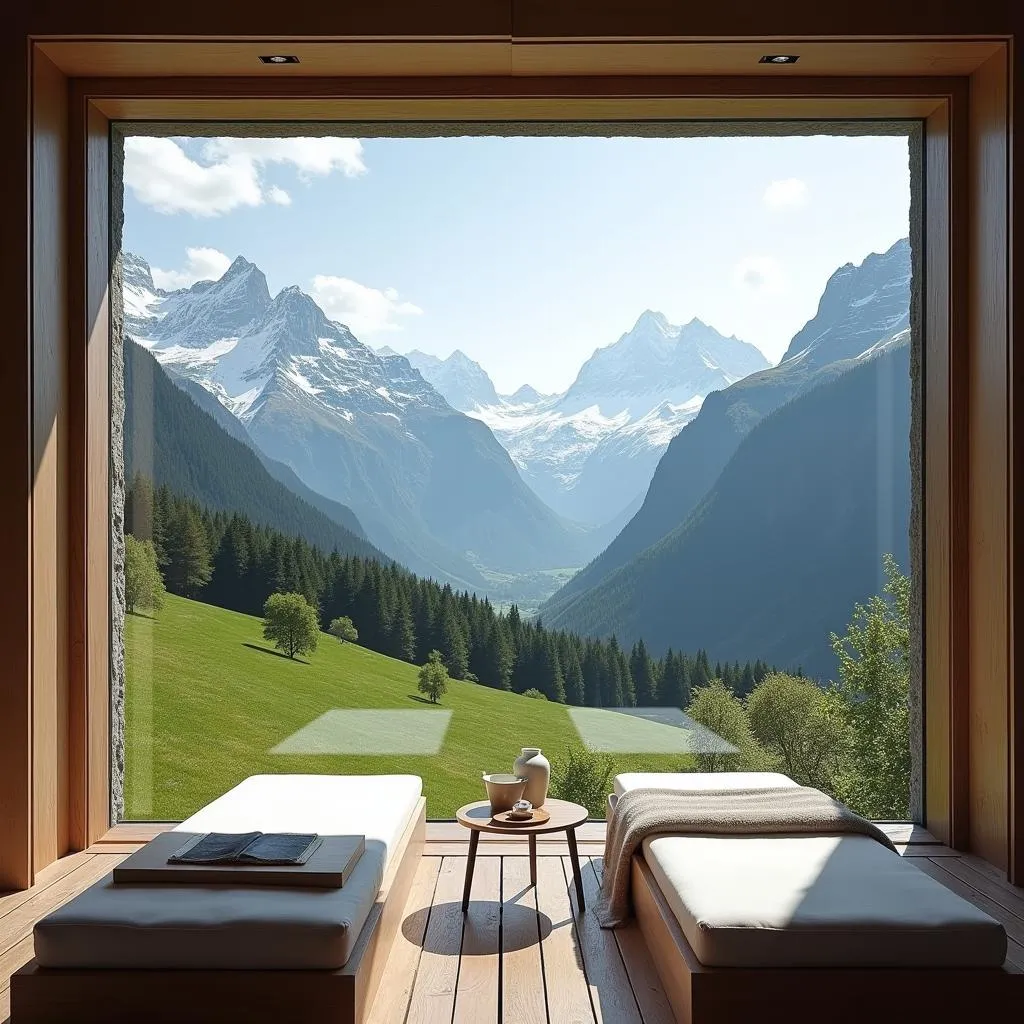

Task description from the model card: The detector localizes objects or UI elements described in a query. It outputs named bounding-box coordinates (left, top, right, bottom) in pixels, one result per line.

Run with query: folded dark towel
left=168, top=832, right=321, bottom=866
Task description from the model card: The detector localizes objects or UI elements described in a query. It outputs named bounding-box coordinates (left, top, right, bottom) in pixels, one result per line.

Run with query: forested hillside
left=543, top=238, right=911, bottom=621
left=545, top=342, right=911, bottom=679
left=123, top=339, right=382, bottom=561
left=127, top=477, right=780, bottom=709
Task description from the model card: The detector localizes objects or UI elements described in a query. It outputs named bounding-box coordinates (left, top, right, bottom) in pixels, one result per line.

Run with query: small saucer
left=491, top=807, right=551, bottom=827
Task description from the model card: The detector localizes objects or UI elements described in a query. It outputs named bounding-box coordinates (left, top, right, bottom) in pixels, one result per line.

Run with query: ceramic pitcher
left=513, top=747, right=550, bottom=807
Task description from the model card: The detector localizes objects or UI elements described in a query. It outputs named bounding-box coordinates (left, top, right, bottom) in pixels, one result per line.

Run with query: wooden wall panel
left=511, top=0, right=1015, bottom=38
left=924, top=101, right=958, bottom=848
left=967, top=50, right=1011, bottom=871
left=1012, top=38, right=1024, bottom=887
left=86, top=102, right=112, bottom=845
left=68, top=95, right=112, bottom=854
left=0, top=40, right=33, bottom=895
left=31, top=51, right=70, bottom=872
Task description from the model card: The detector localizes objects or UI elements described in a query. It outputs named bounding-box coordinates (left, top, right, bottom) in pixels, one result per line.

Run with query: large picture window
left=115, top=124, right=919, bottom=821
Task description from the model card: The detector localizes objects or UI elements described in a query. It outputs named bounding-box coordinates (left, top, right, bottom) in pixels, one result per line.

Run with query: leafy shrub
left=125, top=534, right=165, bottom=614
left=327, top=615, right=358, bottom=644
left=521, top=687, right=548, bottom=700
left=685, top=679, right=773, bottom=772
left=550, top=743, right=615, bottom=817
left=747, top=673, right=848, bottom=791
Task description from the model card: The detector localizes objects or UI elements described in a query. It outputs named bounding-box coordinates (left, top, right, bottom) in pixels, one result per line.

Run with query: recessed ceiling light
left=759, top=54, right=800, bottom=64
left=259, top=55, right=300, bottom=65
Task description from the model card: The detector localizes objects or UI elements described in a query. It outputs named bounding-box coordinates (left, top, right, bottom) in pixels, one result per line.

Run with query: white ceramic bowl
left=482, top=773, right=527, bottom=813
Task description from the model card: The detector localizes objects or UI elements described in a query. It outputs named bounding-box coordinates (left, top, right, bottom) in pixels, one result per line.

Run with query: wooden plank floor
left=3, top=824, right=1023, bottom=1022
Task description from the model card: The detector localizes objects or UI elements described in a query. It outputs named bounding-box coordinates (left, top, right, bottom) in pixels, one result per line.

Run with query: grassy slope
left=125, top=594, right=691, bottom=820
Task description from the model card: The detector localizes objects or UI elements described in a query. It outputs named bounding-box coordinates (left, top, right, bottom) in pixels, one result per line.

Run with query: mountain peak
left=263, top=285, right=333, bottom=345
left=122, top=252, right=156, bottom=293
left=404, top=347, right=498, bottom=412
left=507, top=384, right=547, bottom=406
left=223, top=255, right=257, bottom=279
left=779, top=235, right=911, bottom=367
left=633, top=309, right=671, bottom=332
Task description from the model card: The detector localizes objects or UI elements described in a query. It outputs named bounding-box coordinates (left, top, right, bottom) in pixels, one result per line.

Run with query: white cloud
left=124, top=137, right=263, bottom=217
left=203, top=138, right=366, bottom=180
left=763, top=177, right=808, bottom=209
left=310, top=276, right=423, bottom=336
left=732, top=256, right=786, bottom=295
left=124, top=136, right=365, bottom=217
left=151, top=247, right=233, bottom=290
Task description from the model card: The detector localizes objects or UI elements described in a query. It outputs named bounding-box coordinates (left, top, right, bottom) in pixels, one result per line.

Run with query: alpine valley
left=404, top=315, right=768, bottom=529
left=122, top=236, right=912, bottom=675
left=541, top=237, right=912, bottom=679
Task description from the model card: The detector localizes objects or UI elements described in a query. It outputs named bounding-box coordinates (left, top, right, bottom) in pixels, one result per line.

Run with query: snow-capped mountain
left=542, top=236, right=914, bottom=626
left=469, top=313, right=769, bottom=526
left=504, top=384, right=550, bottom=405
left=779, top=238, right=911, bottom=369
left=123, top=254, right=593, bottom=589
left=403, top=349, right=500, bottom=412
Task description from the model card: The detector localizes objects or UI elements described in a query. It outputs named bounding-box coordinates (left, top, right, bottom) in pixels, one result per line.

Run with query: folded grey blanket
left=597, top=785, right=898, bottom=928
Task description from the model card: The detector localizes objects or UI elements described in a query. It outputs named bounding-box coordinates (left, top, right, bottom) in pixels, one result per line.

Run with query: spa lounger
left=609, top=772, right=1022, bottom=1023
left=12, top=774, right=426, bottom=1024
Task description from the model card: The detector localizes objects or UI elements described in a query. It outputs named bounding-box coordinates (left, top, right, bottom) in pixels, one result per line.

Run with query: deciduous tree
left=747, top=673, right=848, bottom=791
left=686, top=680, right=770, bottom=772
left=418, top=650, right=450, bottom=704
left=262, top=592, right=320, bottom=659
left=328, top=615, right=359, bottom=644
left=830, top=554, right=911, bottom=818
left=124, top=534, right=165, bottom=614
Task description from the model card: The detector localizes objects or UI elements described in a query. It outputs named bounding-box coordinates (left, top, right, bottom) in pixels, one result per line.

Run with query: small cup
left=508, top=799, right=534, bottom=821
left=483, top=773, right=527, bottom=813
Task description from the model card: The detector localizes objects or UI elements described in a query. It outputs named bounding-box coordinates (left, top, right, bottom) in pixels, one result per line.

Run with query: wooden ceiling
left=37, top=38, right=1004, bottom=79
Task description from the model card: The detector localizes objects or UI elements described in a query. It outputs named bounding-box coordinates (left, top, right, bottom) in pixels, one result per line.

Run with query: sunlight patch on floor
left=270, top=709, right=453, bottom=755
left=569, top=706, right=738, bottom=754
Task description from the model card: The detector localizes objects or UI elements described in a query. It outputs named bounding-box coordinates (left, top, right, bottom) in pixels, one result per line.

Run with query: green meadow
left=124, top=594, right=694, bottom=820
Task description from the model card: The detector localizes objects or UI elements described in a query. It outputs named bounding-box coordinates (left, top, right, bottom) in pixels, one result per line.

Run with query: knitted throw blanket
left=597, top=786, right=898, bottom=928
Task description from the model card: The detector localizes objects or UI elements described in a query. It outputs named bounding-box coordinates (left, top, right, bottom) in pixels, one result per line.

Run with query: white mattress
left=613, top=771, right=799, bottom=799
left=643, top=832, right=1007, bottom=969
left=34, top=774, right=422, bottom=970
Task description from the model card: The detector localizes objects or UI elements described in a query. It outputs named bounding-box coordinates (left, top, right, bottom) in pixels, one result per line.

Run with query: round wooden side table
left=455, top=798, right=589, bottom=913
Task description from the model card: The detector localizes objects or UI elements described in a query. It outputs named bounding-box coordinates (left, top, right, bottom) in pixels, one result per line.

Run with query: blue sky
left=123, top=133, right=910, bottom=394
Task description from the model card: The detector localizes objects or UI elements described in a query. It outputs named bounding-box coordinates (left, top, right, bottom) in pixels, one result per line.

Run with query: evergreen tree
left=388, top=591, right=417, bottom=662
left=537, top=634, right=567, bottom=703
left=617, top=640, right=636, bottom=707
left=738, top=661, right=757, bottom=697
left=164, top=504, right=212, bottom=597
left=440, top=606, right=469, bottom=680
left=603, top=637, right=626, bottom=706
left=694, top=649, right=712, bottom=687
left=479, top=619, right=514, bottom=690
left=582, top=641, right=603, bottom=707
left=659, top=649, right=690, bottom=709
left=562, top=640, right=585, bottom=706
left=630, top=638, right=658, bottom=706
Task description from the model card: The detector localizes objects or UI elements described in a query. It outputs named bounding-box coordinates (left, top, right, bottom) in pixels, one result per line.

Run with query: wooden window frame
left=3, top=41, right=1014, bottom=890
